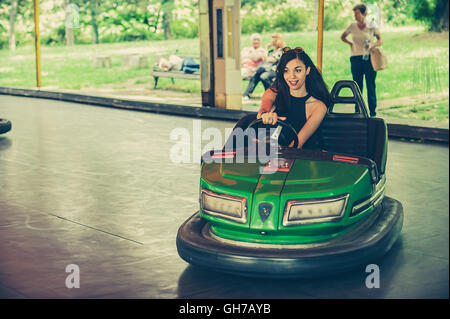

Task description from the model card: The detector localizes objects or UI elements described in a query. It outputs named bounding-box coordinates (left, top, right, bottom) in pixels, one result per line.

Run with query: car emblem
left=258, top=203, right=273, bottom=222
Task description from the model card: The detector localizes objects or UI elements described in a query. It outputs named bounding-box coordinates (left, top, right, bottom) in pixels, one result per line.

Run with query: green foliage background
left=0, top=0, right=446, bottom=49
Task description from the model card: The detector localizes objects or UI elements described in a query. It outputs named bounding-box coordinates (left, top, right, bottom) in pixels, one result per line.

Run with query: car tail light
left=283, top=194, right=349, bottom=226
left=201, top=188, right=247, bottom=223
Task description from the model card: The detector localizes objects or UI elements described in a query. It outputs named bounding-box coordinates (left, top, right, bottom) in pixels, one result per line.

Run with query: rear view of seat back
left=321, top=81, right=387, bottom=175
left=321, top=118, right=369, bottom=158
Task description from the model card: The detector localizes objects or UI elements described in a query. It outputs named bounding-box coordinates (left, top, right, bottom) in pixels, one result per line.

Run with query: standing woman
left=341, top=3, right=383, bottom=117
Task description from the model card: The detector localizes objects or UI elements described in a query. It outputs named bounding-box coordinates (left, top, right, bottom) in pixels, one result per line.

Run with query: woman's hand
left=340, top=31, right=353, bottom=49
left=369, top=34, right=383, bottom=51
left=259, top=112, right=286, bottom=125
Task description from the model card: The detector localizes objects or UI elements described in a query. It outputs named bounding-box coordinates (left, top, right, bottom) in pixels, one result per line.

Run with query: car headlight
left=201, top=188, right=247, bottom=223
left=282, top=194, right=349, bottom=226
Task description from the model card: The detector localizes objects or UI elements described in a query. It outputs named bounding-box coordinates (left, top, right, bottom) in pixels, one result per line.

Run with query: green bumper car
left=176, top=81, right=403, bottom=278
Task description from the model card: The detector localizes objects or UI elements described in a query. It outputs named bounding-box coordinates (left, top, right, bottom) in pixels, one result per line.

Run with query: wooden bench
left=152, top=70, right=200, bottom=88
left=151, top=54, right=200, bottom=88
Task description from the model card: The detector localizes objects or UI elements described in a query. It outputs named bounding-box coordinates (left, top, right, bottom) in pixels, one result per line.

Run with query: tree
left=5, top=0, right=32, bottom=50
left=407, top=0, right=449, bottom=31
left=8, top=0, right=17, bottom=50
left=64, top=0, right=75, bottom=46
left=89, top=0, right=99, bottom=44
left=161, top=0, right=173, bottom=40
left=431, top=0, right=449, bottom=31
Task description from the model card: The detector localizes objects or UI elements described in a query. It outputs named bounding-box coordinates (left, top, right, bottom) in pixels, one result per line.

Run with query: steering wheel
left=247, top=118, right=299, bottom=149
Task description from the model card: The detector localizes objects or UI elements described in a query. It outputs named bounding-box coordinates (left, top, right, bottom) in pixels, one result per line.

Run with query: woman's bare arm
left=370, top=33, right=383, bottom=50
left=341, top=31, right=352, bottom=47
left=290, top=100, right=327, bottom=148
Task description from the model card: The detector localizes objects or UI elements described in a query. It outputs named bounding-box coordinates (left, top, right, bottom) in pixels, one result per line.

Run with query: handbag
left=369, top=26, right=388, bottom=71
left=370, top=47, right=388, bottom=71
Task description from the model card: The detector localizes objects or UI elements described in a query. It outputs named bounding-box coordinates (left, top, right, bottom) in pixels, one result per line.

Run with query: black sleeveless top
left=283, top=94, right=322, bottom=150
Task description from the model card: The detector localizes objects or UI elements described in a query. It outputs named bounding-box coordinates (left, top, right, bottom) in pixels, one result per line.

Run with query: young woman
left=256, top=47, right=331, bottom=150
left=340, top=4, right=383, bottom=117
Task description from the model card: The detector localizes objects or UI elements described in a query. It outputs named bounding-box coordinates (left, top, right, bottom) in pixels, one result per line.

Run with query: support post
left=34, top=0, right=42, bottom=88
left=317, top=0, right=324, bottom=73
left=199, top=0, right=241, bottom=109
left=199, top=0, right=214, bottom=106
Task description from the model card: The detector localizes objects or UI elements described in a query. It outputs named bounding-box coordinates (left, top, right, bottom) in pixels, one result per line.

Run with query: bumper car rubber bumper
left=176, top=196, right=403, bottom=278
left=0, top=118, right=12, bottom=135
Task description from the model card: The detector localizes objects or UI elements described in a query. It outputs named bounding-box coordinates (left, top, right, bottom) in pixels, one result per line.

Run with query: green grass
left=0, top=28, right=448, bottom=121
left=381, top=100, right=449, bottom=122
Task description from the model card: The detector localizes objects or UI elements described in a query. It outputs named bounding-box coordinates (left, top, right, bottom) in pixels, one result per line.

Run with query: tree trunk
left=163, top=13, right=172, bottom=40
left=91, top=0, right=99, bottom=44
left=162, top=0, right=173, bottom=40
left=9, top=0, right=18, bottom=51
left=64, top=0, right=74, bottom=46
left=431, top=0, right=449, bottom=32
left=312, top=0, right=318, bottom=31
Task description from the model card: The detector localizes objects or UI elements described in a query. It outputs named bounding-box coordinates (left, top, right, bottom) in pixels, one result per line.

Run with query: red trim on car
left=333, top=155, right=359, bottom=163
left=211, top=151, right=236, bottom=159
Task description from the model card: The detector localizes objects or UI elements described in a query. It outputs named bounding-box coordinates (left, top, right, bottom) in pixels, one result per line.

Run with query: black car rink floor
left=0, top=95, right=448, bottom=299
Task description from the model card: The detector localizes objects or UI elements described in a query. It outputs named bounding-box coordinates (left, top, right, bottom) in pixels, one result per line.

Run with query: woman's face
left=354, top=9, right=365, bottom=23
left=271, top=35, right=278, bottom=46
left=283, top=58, right=310, bottom=94
left=252, top=38, right=261, bottom=49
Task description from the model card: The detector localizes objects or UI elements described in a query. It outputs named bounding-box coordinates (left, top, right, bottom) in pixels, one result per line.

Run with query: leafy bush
left=241, top=14, right=271, bottom=34
left=0, top=24, right=8, bottom=49
left=242, top=6, right=310, bottom=34
left=171, top=19, right=198, bottom=39
left=323, top=1, right=348, bottom=31
left=272, top=7, right=310, bottom=32
left=40, top=25, right=65, bottom=46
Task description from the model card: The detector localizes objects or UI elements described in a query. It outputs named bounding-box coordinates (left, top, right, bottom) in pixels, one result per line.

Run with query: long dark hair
left=272, top=48, right=332, bottom=116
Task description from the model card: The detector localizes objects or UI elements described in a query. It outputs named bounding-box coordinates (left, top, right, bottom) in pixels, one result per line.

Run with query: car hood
left=201, top=158, right=367, bottom=190
left=200, top=157, right=372, bottom=230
